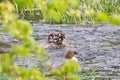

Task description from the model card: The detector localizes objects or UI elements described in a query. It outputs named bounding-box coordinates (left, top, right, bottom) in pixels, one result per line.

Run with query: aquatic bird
left=48, top=32, right=65, bottom=44
left=56, top=32, right=65, bottom=44
left=48, top=33, right=54, bottom=43
left=49, top=51, right=80, bottom=80
left=64, top=51, right=80, bottom=80
left=65, top=51, right=78, bottom=62
left=51, top=51, right=79, bottom=69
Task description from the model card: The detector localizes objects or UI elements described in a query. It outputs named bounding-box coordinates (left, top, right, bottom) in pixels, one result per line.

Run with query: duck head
left=57, top=32, right=65, bottom=39
left=48, top=33, right=54, bottom=43
left=65, top=51, right=79, bottom=62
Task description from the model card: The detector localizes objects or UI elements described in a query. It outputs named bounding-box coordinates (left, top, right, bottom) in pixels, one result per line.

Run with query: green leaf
left=0, top=54, right=11, bottom=72
left=0, top=66, right=2, bottom=73
left=46, top=9, right=61, bottom=23
left=47, top=0, right=56, bottom=9
left=13, top=0, right=33, bottom=10
left=52, top=69, right=62, bottom=77
left=10, top=20, right=32, bottom=39
left=110, top=14, right=120, bottom=25
left=0, top=26, right=9, bottom=32
left=23, top=37, right=36, bottom=49
left=55, top=0, right=68, bottom=13
left=34, top=46, right=46, bottom=58
left=11, top=45, right=30, bottom=56
left=69, top=74, right=81, bottom=80
left=95, top=12, right=109, bottom=22
left=26, top=0, right=34, bottom=10
left=20, top=69, right=31, bottom=79
left=68, top=0, right=80, bottom=9
left=13, top=0, right=25, bottom=10
left=61, top=60, right=81, bottom=74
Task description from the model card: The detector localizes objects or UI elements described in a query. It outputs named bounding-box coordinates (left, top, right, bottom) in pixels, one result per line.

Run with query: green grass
left=14, top=0, right=120, bottom=24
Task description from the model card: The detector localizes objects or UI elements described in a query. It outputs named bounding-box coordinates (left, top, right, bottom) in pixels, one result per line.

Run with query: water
left=0, top=23, right=120, bottom=80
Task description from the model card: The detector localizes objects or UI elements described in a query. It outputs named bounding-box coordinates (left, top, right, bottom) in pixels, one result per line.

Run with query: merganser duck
left=48, top=32, right=65, bottom=45
left=48, top=33, right=54, bottom=43
left=65, top=51, right=78, bottom=62
left=51, top=51, right=79, bottom=69
left=56, top=32, right=65, bottom=44
left=49, top=51, right=80, bottom=80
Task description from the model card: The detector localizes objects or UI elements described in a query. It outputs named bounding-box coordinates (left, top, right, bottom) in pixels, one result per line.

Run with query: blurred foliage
left=0, top=0, right=120, bottom=80
left=52, top=60, right=81, bottom=80
left=11, top=0, right=120, bottom=25
left=0, top=1, right=47, bottom=80
left=0, top=1, right=81, bottom=80
left=110, top=14, right=120, bottom=25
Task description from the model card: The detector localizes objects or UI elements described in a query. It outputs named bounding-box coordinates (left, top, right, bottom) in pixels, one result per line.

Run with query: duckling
left=57, top=32, right=65, bottom=39
left=48, top=33, right=54, bottom=43
left=56, top=32, right=65, bottom=44
left=48, top=32, right=65, bottom=45
left=53, top=34, right=59, bottom=44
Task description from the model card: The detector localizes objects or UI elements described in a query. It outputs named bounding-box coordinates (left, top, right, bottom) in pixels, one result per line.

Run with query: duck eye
left=74, top=51, right=77, bottom=54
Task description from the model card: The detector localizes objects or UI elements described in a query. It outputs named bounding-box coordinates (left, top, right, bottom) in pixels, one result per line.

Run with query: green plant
left=0, top=1, right=81, bottom=80
left=0, top=1, right=47, bottom=80
left=12, top=0, right=120, bottom=24
left=52, top=60, right=81, bottom=80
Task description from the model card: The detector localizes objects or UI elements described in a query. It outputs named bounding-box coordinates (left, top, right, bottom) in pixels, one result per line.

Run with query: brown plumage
left=48, top=32, right=65, bottom=44
left=48, top=33, right=54, bottom=43
left=64, top=51, right=79, bottom=80
left=48, top=51, right=80, bottom=80
left=56, top=32, right=65, bottom=44
left=50, top=51, right=79, bottom=69
left=65, top=51, right=77, bottom=59
left=57, top=32, right=65, bottom=39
